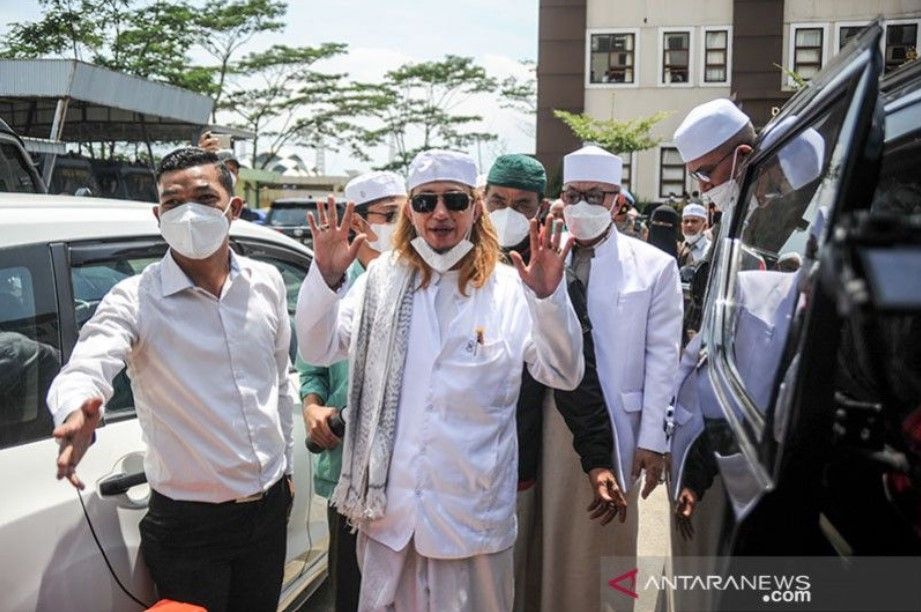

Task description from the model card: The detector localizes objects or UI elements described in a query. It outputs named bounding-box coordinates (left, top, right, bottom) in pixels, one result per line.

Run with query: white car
left=0, top=194, right=328, bottom=611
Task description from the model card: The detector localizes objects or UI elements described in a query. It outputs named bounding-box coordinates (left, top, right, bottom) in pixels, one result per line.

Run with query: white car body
left=0, top=194, right=327, bottom=611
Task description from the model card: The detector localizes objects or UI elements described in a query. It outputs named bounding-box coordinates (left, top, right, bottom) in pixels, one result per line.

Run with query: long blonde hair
left=393, top=188, right=500, bottom=295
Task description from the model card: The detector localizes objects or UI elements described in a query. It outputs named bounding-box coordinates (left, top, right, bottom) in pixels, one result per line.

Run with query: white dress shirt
left=296, top=256, right=584, bottom=558
left=47, top=251, right=295, bottom=503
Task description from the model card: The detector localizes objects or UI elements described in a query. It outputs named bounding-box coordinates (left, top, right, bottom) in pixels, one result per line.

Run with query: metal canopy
left=0, top=59, right=215, bottom=143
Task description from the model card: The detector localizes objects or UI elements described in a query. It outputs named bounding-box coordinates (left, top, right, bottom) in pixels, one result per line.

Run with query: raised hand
left=306, top=195, right=366, bottom=289
left=509, top=215, right=574, bottom=299
left=53, top=398, right=102, bottom=490
left=586, top=467, right=628, bottom=525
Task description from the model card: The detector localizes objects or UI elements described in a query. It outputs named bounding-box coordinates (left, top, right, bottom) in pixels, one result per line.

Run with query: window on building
left=590, top=32, right=635, bottom=84
left=659, top=147, right=686, bottom=199
left=838, top=25, right=866, bottom=50
left=620, top=154, right=632, bottom=192
left=704, top=29, right=729, bottom=83
left=793, top=27, right=824, bottom=81
left=885, top=23, right=918, bottom=74
left=662, top=31, right=691, bottom=84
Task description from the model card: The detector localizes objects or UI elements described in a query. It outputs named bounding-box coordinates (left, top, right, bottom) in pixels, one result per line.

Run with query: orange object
left=147, top=600, right=207, bottom=612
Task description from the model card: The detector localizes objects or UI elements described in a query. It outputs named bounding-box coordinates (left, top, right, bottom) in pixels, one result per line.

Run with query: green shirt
left=296, top=260, right=364, bottom=498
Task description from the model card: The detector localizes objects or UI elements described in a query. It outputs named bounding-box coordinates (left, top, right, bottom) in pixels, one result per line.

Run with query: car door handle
left=98, top=470, right=148, bottom=496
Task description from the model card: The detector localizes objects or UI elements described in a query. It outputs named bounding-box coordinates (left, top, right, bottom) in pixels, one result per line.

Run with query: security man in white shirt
left=296, top=149, right=585, bottom=612
left=537, top=145, right=683, bottom=612
left=47, top=147, right=296, bottom=612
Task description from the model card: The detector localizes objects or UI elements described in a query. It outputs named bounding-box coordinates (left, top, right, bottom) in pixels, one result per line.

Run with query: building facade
left=536, top=0, right=921, bottom=204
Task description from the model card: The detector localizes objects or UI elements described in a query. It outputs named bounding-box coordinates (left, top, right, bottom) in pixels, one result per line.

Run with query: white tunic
left=295, top=258, right=583, bottom=558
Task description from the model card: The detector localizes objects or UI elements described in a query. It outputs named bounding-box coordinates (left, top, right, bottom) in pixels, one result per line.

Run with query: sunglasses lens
left=411, top=194, right=438, bottom=213
left=443, top=192, right=471, bottom=211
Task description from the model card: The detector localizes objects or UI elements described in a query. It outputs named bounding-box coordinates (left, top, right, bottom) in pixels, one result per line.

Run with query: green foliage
left=774, top=63, right=807, bottom=90
left=0, top=0, right=105, bottom=60
left=553, top=109, right=670, bottom=155
left=499, top=60, right=536, bottom=115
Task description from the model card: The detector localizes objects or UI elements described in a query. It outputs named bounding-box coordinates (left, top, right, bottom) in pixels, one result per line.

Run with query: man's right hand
left=307, top=196, right=366, bottom=289
left=305, top=403, right=341, bottom=450
left=53, top=398, right=102, bottom=490
left=586, top=467, right=628, bottom=525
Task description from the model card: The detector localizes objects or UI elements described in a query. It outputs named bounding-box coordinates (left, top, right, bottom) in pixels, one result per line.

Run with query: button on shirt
left=47, top=251, right=295, bottom=503
left=296, top=256, right=584, bottom=558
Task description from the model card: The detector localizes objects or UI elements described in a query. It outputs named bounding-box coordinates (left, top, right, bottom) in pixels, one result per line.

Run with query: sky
left=0, top=0, right=539, bottom=175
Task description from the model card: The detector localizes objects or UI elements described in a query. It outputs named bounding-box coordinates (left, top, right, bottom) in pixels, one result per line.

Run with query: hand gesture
left=304, top=403, right=341, bottom=450
left=632, top=447, right=665, bottom=499
left=52, top=398, right=102, bottom=490
left=510, top=216, right=574, bottom=299
left=586, top=467, right=628, bottom=525
left=307, top=195, right=366, bottom=288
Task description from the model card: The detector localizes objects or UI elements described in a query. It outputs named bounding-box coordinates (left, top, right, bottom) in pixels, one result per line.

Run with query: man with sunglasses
left=296, top=170, right=406, bottom=612
left=295, top=149, right=584, bottom=611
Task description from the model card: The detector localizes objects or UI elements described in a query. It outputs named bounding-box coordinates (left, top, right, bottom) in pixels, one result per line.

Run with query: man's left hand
left=631, top=448, right=666, bottom=499
left=510, top=215, right=574, bottom=299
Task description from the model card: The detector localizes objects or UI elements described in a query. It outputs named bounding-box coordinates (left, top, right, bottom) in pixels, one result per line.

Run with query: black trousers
left=140, top=478, right=289, bottom=612
left=327, top=503, right=361, bottom=612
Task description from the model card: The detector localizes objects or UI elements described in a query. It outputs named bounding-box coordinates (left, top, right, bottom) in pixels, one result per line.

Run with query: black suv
left=665, top=22, right=921, bottom=609
left=265, top=197, right=344, bottom=247
left=0, top=119, right=44, bottom=193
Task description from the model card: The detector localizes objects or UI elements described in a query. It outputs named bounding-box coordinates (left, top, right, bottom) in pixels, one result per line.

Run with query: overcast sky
left=0, top=0, right=539, bottom=175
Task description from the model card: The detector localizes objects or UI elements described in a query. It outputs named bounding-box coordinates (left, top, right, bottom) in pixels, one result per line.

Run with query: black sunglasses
left=410, top=191, right=472, bottom=213
left=360, top=209, right=399, bottom=223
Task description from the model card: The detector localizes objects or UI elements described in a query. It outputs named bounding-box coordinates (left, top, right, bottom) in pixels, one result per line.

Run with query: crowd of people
left=46, top=95, right=803, bottom=612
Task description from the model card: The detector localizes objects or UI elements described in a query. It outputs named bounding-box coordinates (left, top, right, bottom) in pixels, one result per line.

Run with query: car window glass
left=0, top=143, right=39, bottom=193
left=244, top=253, right=309, bottom=361
left=0, top=246, right=62, bottom=449
left=267, top=206, right=313, bottom=226
left=71, top=256, right=158, bottom=417
left=725, top=96, right=850, bottom=416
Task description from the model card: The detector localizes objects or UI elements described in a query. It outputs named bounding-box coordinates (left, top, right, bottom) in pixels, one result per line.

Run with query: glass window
left=838, top=25, right=866, bottom=50
left=590, top=33, right=635, bottom=84
left=0, top=245, right=62, bottom=450
left=620, top=155, right=632, bottom=192
left=70, top=254, right=159, bottom=417
left=267, top=205, right=316, bottom=227
left=243, top=252, right=310, bottom=362
left=0, top=143, right=40, bottom=193
left=704, top=30, right=729, bottom=83
left=885, top=23, right=918, bottom=74
left=793, top=27, right=824, bottom=81
left=725, top=96, right=850, bottom=416
left=663, top=31, right=691, bottom=83
left=659, top=147, right=686, bottom=199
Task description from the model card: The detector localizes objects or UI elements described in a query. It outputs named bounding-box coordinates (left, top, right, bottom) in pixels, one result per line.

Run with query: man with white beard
left=677, top=203, right=711, bottom=267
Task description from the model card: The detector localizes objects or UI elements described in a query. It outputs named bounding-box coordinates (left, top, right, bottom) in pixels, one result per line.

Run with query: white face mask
left=489, top=207, right=531, bottom=248
left=411, top=236, right=473, bottom=273
left=159, top=201, right=232, bottom=260
left=562, top=200, right=612, bottom=241
left=367, top=222, right=395, bottom=252
left=700, top=147, right=742, bottom=214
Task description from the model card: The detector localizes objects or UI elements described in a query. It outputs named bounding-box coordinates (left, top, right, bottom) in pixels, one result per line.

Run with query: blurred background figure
left=646, top=204, right=680, bottom=260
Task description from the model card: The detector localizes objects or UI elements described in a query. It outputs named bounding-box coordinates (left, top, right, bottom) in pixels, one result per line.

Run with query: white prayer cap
left=674, top=99, right=751, bottom=162
left=345, top=171, right=407, bottom=206
left=761, top=117, right=825, bottom=191
left=563, top=145, right=623, bottom=186
left=407, top=149, right=478, bottom=191
left=682, top=203, right=708, bottom=220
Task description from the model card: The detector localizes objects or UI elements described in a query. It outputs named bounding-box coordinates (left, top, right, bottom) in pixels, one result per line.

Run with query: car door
left=692, top=21, right=885, bottom=560
left=231, top=236, right=329, bottom=608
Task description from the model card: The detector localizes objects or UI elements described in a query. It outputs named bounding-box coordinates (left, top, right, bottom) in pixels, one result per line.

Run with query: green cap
left=486, top=154, right=546, bottom=195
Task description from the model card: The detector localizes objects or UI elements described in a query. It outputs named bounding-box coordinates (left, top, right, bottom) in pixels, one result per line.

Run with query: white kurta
left=295, top=255, right=584, bottom=559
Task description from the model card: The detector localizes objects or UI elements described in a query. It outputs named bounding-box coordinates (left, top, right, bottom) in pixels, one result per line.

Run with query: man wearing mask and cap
left=296, top=170, right=405, bottom=612
left=296, top=149, right=586, bottom=611
left=678, top=203, right=712, bottom=267
left=47, top=147, right=296, bottom=611
left=537, top=145, right=682, bottom=612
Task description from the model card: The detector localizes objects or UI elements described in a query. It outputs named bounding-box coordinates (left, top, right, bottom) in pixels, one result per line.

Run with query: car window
left=724, top=94, right=851, bottom=416
left=71, top=255, right=159, bottom=417
left=50, top=164, right=99, bottom=196
left=125, top=171, right=157, bottom=202
left=0, top=142, right=40, bottom=193
left=267, top=206, right=314, bottom=227
left=0, top=245, right=62, bottom=450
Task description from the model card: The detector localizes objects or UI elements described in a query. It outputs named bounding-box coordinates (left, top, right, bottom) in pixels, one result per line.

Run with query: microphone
left=305, top=407, right=346, bottom=454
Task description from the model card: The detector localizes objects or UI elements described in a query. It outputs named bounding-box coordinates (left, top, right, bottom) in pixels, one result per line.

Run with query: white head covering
left=563, top=145, right=623, bottom=186
left=345, top=171, right=407, bottom=205
left=682, top=203, right=708, bottom=220
left=760, top=116, right=826, bottom=190
left=674, top=99, right=751, bottom=162
left=407, top=149, right=478, bottom=191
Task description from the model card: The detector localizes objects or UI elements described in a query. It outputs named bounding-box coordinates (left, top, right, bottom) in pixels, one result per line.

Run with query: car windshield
left=0, top=142, right=40, bottom=193
left=268, top=205, right=314, bottom=227
left=124, top=171, right=157, bottom=202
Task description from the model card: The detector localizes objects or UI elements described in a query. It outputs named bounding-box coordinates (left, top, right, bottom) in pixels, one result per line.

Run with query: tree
left=223, top=43, right=357, bottom=169
left=0, top=0, right=104, bottom=60
left=553, top=109, right=670, bottom=155
left=359, top=55, right=501, bottom=173
left=196, top=0, right=286, bottom=121
left=499, top=60, right=536, bottom=115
